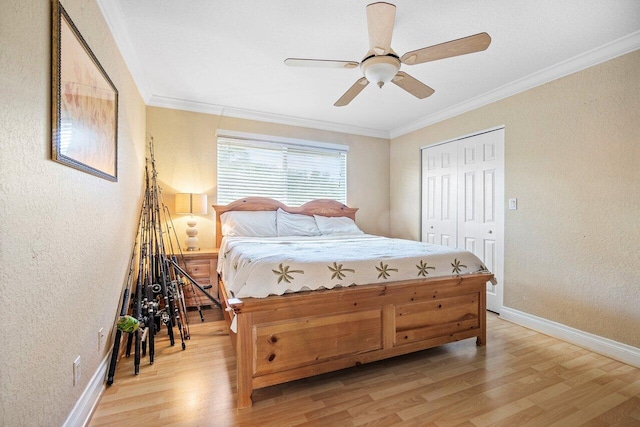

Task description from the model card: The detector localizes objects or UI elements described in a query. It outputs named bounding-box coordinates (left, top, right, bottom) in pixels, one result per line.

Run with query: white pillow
left=276, top=208, right=320, bottom=236
left=314, top=215, right=363, bottom=235
left=220, top=211, right=277, bottom=237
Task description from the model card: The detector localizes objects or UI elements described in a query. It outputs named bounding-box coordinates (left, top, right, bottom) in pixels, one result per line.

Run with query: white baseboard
left=500, top=307, right=640, bottom=369
left=63, top=354, right=108, bottom=427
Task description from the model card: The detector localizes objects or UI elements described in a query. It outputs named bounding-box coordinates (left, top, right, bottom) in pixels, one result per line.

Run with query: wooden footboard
left=220, top=272, right=492, bottom=408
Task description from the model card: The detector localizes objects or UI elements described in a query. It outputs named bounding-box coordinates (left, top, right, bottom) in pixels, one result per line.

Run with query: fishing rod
left=106, top=206, right=143, bottom=385
left=167, top=258, right=221, bottom=308
left=133, top=170, right=152, bottom=374
left=139, top=181, right=157, bottom=365
left=108, top=135, right=214, bottom=382
left=148, top=138, right=187, bottom=350
left=158, top=189, right=194, bottom=334
left=142, top=247, right=157, bottom=364
left=162, top=197, right=202, bottom=326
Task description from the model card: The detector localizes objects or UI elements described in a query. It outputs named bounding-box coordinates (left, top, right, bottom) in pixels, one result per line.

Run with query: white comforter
left=218, top=234, right=491, bottom=299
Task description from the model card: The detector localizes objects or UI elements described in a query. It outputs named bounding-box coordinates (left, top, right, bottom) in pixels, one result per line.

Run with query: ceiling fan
left=284, top=2, right=491, bottom=107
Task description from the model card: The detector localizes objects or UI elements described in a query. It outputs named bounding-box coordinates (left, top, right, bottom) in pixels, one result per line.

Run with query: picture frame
left=52, top=0, right=118, bottom=181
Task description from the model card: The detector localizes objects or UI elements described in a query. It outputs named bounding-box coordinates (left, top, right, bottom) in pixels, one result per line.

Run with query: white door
left=421, top=128, right=504, bottom=313
left=421, top=143, right=458, bottom=248
left=456, top=129, right=504, bottom=313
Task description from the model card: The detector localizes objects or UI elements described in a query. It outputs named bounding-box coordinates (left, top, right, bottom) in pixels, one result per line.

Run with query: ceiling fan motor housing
left=361, top=54, right=401, bottom=88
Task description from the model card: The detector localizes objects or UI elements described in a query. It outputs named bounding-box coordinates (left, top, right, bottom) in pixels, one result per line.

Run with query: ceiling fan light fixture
left=361, top=55, right=400, bottom=88
left=285, top=3, right=491, bottom=106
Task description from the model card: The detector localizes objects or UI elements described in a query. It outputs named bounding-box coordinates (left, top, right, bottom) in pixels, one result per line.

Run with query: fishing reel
left=160, top=310, right=171, bottom=325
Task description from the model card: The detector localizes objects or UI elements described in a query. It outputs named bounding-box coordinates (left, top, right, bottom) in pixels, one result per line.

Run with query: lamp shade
left=175, top=193, right=207, bottom=215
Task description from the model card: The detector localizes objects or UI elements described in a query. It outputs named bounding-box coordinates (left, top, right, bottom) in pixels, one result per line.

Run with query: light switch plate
left=509, top=198, right=517, bottom=210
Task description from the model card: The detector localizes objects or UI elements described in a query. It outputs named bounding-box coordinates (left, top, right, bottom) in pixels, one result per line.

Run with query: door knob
left=488, top=230, right=493, bottom=234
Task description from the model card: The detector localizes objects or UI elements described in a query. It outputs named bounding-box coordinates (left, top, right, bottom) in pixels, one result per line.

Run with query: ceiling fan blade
left=392, top=72, right=434, bottom=99
left=284, top=58, right=359, bottom=69
left=401, top=32, right=491, bottom=65
left=334, top=78, right=369, bottom=107
left=366, top=2, right=396, bottom=56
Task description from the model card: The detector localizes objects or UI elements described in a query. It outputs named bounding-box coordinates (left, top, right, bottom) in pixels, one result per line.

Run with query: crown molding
left=98, top=1, right=638, bottom=142
left=96, top=0, right=152, bottom=102
left=147, top=95, right=390, bottom=139
left=390, top=31, right=640, bottom=139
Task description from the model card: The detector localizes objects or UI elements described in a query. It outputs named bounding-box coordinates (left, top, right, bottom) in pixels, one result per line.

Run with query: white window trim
left=216, top=129, right=349, bottom=152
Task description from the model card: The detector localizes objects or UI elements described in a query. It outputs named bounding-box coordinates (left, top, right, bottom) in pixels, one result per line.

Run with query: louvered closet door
left=421, top=128, right=504, bottom=313
left=421, top=143, right=458, bottom=248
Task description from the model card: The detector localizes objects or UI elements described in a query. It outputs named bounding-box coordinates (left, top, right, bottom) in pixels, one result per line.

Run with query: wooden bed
left=213, top=197, right=493, bottom=408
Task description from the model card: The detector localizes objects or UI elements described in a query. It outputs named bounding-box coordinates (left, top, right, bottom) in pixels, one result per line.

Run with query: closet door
left=421, top=128, right=504, bottom=313
left=457, top=129, right=504, bottom=313
left=421, top=143, right=458, bottom=248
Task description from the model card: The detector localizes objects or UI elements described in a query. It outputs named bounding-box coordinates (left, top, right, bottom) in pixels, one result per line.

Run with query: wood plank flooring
left=90, top=309, right=640, bottom=426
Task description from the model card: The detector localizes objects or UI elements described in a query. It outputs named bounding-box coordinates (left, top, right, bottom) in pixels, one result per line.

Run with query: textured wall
left=146, top=106, right=391, bottom=248
left=390, top=51, right=640, bottom=347
left=0, top=0, right=146, bottom=425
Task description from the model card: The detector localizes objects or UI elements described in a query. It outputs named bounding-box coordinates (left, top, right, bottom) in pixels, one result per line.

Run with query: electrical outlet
left=98, top=327, right=105, bottom=352
left=73, top=356, right=81, bottom=386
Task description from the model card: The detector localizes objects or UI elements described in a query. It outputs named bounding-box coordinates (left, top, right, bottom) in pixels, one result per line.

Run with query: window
left=217, top=132, right=347, bottom=206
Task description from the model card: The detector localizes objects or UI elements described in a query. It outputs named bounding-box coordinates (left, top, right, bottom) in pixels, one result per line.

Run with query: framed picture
left=52, top=0, right=118, bottom=181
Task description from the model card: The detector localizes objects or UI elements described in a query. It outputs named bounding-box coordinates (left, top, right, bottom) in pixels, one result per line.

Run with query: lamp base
left=185, top=216, right=200, bottom=251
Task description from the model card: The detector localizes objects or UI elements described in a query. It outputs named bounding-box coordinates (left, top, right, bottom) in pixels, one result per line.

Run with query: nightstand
left=177, top=249, right=219, bottom=308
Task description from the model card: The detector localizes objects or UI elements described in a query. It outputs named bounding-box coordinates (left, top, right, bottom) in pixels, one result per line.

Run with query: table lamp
left=175, top=193, right=207, bottom=251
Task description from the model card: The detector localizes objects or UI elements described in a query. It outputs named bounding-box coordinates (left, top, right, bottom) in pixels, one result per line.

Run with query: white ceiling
left=98, top=0, right=640, bottom=138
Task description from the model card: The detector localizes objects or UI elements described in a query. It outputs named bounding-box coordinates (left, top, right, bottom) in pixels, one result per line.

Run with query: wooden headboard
left=212, top=197, right=358, bottom=248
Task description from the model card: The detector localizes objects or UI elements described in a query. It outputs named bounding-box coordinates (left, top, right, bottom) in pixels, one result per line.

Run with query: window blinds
left=217, top=136, right=347, bottom=206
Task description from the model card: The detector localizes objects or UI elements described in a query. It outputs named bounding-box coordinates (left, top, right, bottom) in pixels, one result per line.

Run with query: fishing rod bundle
left=106, top=137, right=219, bottom=385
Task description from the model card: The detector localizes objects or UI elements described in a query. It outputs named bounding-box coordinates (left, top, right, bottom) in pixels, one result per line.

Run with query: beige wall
left=390, top=51, right=640, bottom=347
left=147, top=107, right=391, bottom=249
left=0, top=1, right=146, bottom=425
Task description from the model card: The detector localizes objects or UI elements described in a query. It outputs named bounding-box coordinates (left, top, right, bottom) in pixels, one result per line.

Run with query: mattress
left=218, top=234, right=492, bottom=299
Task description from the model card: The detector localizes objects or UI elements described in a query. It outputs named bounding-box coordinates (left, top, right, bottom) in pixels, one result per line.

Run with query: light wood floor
left=90, top=308, right=640, bottom=426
